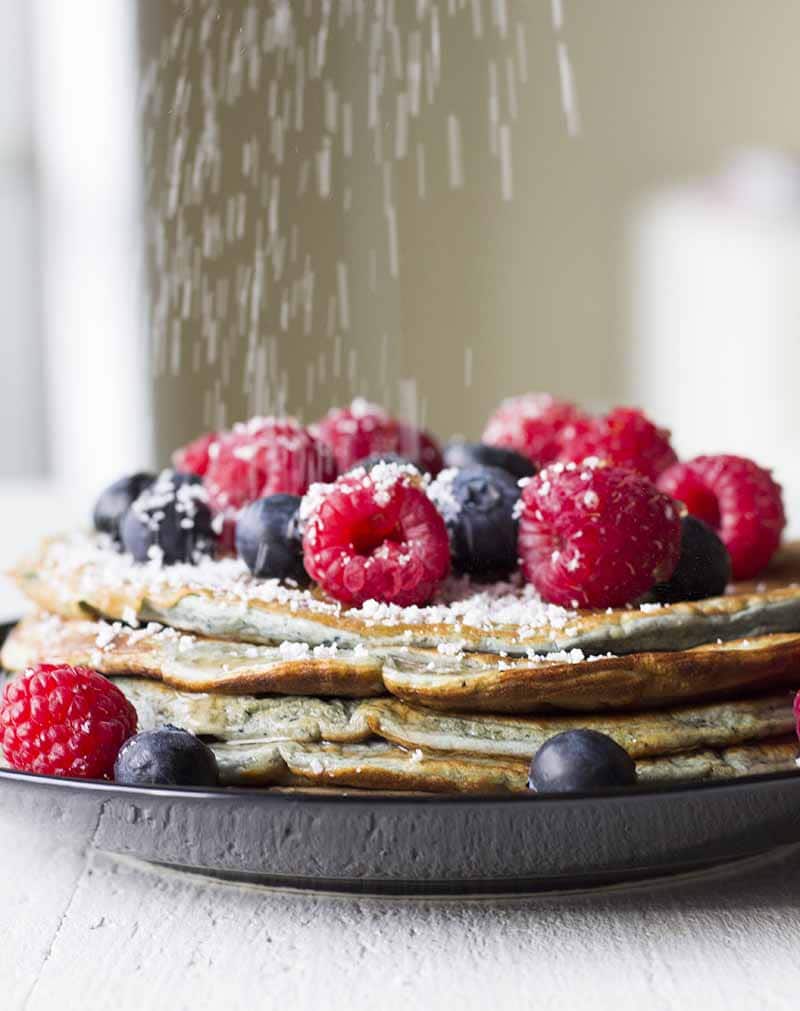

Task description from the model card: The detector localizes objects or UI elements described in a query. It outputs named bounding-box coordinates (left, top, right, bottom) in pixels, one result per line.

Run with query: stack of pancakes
left=3, top=532, right=800, bottom=792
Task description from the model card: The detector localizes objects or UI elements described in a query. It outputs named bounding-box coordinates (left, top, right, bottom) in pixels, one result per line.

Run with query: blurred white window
left=0, top=3, right=46, bottom=479
left=0, top=0, right=152, bottom=620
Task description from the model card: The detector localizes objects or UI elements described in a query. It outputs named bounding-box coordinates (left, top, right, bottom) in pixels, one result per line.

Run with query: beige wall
left=139, top=1, right=800, bottom=462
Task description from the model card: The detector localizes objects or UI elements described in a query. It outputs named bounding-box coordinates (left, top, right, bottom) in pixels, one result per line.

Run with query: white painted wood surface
left=1, top=785, right=799, bottom=1011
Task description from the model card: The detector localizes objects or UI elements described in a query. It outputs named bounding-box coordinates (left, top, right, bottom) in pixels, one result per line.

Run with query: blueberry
left=236, top=494, right=308, bottom=583
left=114, top=725, right=219, bottom=787
left=119, top=470, right=216, bottom=565
left=528, top=730, right=637, bottom=793
left=349, top=452, right=420, bottom=474
left=93, top=472, right=156, bottom=542
left=436, top=464, right=521, bottom=579
left=650, top=515, right=732, bottom=604
left=443, top=441, right=536, bottom=481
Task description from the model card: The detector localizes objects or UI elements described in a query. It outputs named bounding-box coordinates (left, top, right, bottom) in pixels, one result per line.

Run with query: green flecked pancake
left=107, top=677, right=796, bottom=760
left=13, top=534, right=800, bottom=659
left=210, top=737, right=799, bottom=792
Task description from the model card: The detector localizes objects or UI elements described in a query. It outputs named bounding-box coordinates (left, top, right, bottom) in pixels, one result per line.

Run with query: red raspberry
left=657, top=455, right=785, bottom=580
left=397, top=423, right=444, bottom=476
left=313, top=399, right=401, bottom=472
left=1, top=665, right=137, bottom=779
left=302, top=464, right=450, bottom=607
left=558, top=407, right=678, bottom=481
left=204, top=417, right=335, bottom=512
left=518, top=462, right=681, bottom=609
left=172, top=431, right=219, bottom=478
left=483, top=394, right=590, bottom=466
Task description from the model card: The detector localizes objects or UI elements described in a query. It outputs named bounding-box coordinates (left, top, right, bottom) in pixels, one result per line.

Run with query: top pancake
left=12, top=533, right=800, bottom=658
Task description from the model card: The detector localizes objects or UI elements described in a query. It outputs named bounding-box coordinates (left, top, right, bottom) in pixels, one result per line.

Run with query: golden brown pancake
left=2, top=614, right=383, bottom=697
left=6, top=612, right=800, bottom=714
left=381, top=635, right=800, bottom=712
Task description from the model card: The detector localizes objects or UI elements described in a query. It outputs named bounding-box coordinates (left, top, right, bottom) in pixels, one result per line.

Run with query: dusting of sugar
left=278, top=641, right=311, bottom=660
left=428, top=468, right=461, bottom=524
left=42, top=533, right=579, bottom=637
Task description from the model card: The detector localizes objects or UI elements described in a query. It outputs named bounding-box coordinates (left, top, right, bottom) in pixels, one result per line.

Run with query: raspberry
left=657, top=455, right=785, bottom=580
left=483, top=393, right=590, bottom=466
left=518, top=462, right=681, bottom=609
left=1, top=665, right=137, bottom=779
left=302, top=463, right=450, bottom=607
left=397, top=423, right=444, bottom=476
left=313, top=398, right=401, bottom=472
left=558, top=407, right=678, bottom=481
left=172, top=431, right=219, bottom=478
left=204, top=417, right=335, bottom=512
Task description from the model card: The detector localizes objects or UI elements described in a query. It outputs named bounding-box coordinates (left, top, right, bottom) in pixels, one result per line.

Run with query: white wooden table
left=1, top=790, right=799, bottom=1011
left=2, top=500, right=799, bottom=1011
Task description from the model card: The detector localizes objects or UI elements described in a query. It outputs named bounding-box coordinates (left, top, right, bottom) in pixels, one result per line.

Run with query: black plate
left=2, top=621, right=800, bottom=895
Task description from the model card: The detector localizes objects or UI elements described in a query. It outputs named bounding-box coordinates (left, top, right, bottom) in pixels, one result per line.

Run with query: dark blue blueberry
left=442, top=464, right=521, bottom=579
left=650, top=515, right=732, bottom=604
left=119, top=470, right=216, bottom=565
left=348, top=452, right=420, bottom=474
left=114, top=725, right=219, bottom=787
left=93, top=472, right=156, bottom=542
left=443, top=441, right=536, bottom=481
left=236, top=494, right=308, bottom=584
left=528, top=730, right=637, bottom=793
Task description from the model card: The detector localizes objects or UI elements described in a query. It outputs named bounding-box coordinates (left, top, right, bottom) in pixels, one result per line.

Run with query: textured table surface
left=1, top=784, right=799, bottom=1011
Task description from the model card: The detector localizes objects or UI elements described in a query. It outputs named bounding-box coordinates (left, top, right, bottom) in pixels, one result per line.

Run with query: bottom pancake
left=211, top=737, right=799, bottom=792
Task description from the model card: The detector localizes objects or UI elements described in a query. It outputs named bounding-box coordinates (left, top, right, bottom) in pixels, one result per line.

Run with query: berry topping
left=313, top=398, right=401, bottom=473
left=558, top=407, right=678, bottom=481
left=172, top=431, right=219, bottom=478
left=517, top=462, right=681, bottom=609
left=650, top=515, right=732, bottom=604
left=204, top=417, right=335, bottom=512
left=93, top=472, right=156, bottom=542
left=443, top=441, right=537, bottom=481
left=120, top=470, right=216, bottom=565
left=236, top=494, right=308, bottom=584
left=657, top=455, right=785, bottom=580
left=114, top=725, right=219, bottom=787
left=397, top=423, right=444, bottom=476
left=1, top=665, right=137, bottom=779
left=302, top=463, right=450, bottom=607
left=483, top=393, right=590, bottom=467
left=430, top=465, right=520, bottom=579
left=528, top=730, right=637, bottom=793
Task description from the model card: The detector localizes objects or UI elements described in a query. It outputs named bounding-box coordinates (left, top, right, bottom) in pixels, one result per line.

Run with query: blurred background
left=3, top=0, right=800, bottom=613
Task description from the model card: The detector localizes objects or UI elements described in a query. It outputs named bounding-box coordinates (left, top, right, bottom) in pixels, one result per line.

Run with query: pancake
left=211, top=736, right=799, bottom=792
left=13, top=534, right=800, bottom=658
left=110, top=676, right=796, bottom=758
left=381, top=635, right=800, bottom=712
left=358, top=694, right=795, bottom=759
left=117, top=677, right=372, bottom=742
left=7, top=613, right=800, bottom=714
left=1, top=615, right=384, bottom=697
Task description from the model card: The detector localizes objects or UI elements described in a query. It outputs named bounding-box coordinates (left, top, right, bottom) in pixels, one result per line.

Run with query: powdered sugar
left=427, top=468, right=461, bottom=523
left=41, top=532, right=578, bottom=636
